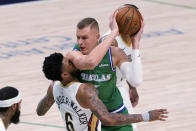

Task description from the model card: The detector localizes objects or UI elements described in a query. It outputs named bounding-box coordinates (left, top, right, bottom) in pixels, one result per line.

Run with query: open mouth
left=80, top=47, right=85, bottom=51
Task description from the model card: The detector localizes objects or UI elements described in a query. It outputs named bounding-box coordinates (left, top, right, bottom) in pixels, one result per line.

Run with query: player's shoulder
left=79, top=83, right=97, bottom=95
left=80, top=83, right=94, bottom=90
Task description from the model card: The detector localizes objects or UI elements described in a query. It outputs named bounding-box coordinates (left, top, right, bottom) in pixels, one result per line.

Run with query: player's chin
left=81, top=50, right=88, bottom=55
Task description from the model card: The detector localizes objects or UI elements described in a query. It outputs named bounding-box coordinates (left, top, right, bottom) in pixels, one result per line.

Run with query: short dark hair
left=0, top=86, right=19, bottom=113
left=42, top=52, right=63, bottom=81
left=77, top=17, right=99, bottom=32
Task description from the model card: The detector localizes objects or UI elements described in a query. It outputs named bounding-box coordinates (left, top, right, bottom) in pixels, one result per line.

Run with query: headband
left=0, top=93, right=21, bottom=107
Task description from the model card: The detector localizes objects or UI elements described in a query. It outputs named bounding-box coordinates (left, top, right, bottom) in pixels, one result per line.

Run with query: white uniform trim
left=111, top=104, right=126, bottom=113
left=0, top=118, right=6, bottom=131
left=0, top=93, right=21, bottom=107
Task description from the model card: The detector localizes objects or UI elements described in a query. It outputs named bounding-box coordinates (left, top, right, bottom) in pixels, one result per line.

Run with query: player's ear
left=11, top=103, right=17, bottom=111
left=96, top=33, right=100, bottom=40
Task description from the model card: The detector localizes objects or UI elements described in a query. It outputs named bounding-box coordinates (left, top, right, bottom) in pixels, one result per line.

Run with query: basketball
left=116, top=4, right=142, bottom=36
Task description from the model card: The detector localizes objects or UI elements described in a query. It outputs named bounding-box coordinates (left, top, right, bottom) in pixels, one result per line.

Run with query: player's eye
left=82, top=36, right=87, bottom=40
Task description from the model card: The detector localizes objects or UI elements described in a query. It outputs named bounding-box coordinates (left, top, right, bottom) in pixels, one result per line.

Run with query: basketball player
left=36, top=52, right=168, bottom=131
left=68, top=11, right=144, bottom=130
left=0, top=86, right=22, bottom=131
left=99, top=4, right=143, bottom=131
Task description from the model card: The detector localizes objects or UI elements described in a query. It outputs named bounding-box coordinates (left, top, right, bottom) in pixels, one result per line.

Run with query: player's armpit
left=36, top=82, right=55, bottom=116
left=110, top=46, right=129, bottom=68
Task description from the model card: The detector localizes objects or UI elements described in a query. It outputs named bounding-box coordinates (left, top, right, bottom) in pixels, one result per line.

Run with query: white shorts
left=118, top=79, right=138, bottom=131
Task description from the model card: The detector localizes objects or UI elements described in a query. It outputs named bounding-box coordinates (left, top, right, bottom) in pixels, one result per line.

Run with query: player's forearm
left=36, top=95, right=54, bottom=116
left=101, top=113, right=144, bottom=126
left=85, top=32, right=118, bottom=69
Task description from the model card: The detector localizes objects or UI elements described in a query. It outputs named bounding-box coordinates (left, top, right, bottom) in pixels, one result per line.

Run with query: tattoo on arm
left=36, top=85, right=55, bottom=116
left=85, top=84, right=143, bottom=126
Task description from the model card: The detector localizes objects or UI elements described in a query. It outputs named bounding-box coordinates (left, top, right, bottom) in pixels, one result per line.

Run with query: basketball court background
left=0, top=0, right=196, bottom=130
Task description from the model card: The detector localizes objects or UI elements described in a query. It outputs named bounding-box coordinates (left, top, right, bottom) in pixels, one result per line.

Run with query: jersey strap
left=88, top=114, right=99, bottom=131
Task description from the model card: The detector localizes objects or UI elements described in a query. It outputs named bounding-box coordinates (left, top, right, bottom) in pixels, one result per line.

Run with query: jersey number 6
left=65, top=112, right=75, bottom=131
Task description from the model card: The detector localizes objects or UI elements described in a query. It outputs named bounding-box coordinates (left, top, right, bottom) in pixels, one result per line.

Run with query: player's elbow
left=36, top=111, right=43, bottom=116
left=126, top=72, right=143, bottom=87
left=131, top=76, right=143, bottom=87
left=36, top=107, right=45, bottom=116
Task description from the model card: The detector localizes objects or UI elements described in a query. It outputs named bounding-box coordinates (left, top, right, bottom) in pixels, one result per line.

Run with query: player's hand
left=130, top=19, right=144, bottom=49
left=149, top=109, right=168, bottom=121
left=129, top=86, right=139, bottom=107
left=109, top=10, right=119, bottom=37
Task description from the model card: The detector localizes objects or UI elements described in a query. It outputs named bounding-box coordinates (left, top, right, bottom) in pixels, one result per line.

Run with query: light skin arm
left=36, top=82, right=55, bottom=116
left=77, top=83, right=168, bottom=126
left=67, top=11, right=119, bottom=70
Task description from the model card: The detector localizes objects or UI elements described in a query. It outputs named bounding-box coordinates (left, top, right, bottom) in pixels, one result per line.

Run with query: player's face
left=76, top=26, right=100, bottom=55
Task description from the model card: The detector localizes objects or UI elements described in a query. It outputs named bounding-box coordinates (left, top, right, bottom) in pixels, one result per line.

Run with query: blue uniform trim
left=73, top=48, right=79, bottom=51
left=108, top=48, right=116, bottom=72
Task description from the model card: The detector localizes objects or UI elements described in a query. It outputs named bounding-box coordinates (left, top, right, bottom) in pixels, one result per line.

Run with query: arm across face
left=67, top=11, right=119, bottom=70
left=77, top=83, right=168, bottom=126
left=36, top=82, right=55, bottom=116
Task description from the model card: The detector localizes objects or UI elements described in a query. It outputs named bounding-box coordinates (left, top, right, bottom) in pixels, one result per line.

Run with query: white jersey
left=53, top=81, right=92, bottom=131
left=0, top=118, right=6, bottom=131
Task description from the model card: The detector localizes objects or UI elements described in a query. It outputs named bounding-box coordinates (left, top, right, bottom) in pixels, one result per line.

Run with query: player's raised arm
left=111, top=21, right=144, bottom=87
left=36, top=82, right=55, bottom=116
left=77, top=83, right=168, bottom=126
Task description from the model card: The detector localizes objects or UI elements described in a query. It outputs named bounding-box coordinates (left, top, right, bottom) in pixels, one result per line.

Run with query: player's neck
left=61, top=77, right=79, bottom=86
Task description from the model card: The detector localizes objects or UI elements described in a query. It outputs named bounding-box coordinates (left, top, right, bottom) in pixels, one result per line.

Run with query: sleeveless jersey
left=74, top=44, right=133, bottom=131
left=53, top=81, right=93, bottom=131
left=0, top=118, right=6, bottom=131
left=73, top=45, right=124, bottom=112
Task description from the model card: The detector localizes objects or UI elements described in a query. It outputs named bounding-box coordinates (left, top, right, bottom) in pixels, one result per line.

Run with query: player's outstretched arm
left=36, top=82, right=55, bottom=116
left=78, top=83, right=168, bottom=126
left=67, top=11, right=119, bottom=70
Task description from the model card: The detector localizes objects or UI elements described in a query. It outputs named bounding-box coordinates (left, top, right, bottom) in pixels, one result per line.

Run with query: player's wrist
left=131, top=50, right=140, bottom=59
left=110, top=30, right=119, bottom=38
left=142, top=112, right=150, bottom=122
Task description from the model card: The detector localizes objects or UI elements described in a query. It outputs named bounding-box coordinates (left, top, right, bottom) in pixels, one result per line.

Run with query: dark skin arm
left=77, top=83, right=168, bottom=126
left=128, top=82, right=139, bottom=107
left=36, top=82, right=55, bottom=116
